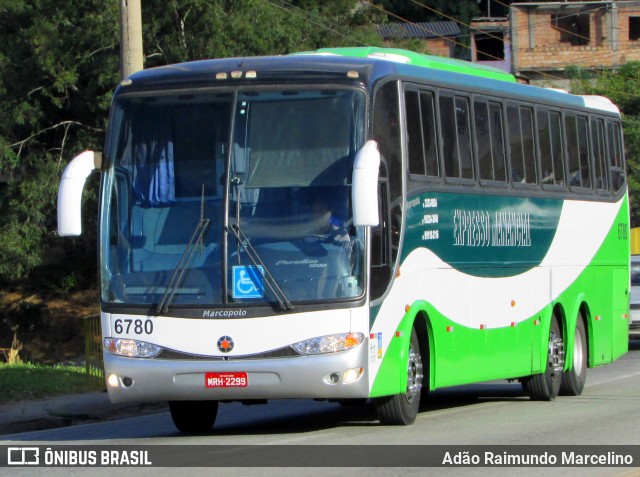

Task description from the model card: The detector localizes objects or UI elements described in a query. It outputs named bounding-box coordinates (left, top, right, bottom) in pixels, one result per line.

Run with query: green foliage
left=0, top=0, right=119, bottom=285
left=0, top=0, right=381, bottom=286
left=0, top=362, right=89, bottom=402
left=378, top=0, right=480, bottom=27
left=141, top=0, right=381, bottom=67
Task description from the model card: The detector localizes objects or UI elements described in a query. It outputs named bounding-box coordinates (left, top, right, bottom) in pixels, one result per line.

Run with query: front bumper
left=103, top=342, right=369, bottom=403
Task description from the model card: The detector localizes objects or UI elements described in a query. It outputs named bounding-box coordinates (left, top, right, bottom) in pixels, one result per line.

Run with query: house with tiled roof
left=377, top=21, right=461, bottom=58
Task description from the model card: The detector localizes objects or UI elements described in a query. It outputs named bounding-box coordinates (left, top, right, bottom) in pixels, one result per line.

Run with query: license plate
left=205, top=372, right=248, bottom=388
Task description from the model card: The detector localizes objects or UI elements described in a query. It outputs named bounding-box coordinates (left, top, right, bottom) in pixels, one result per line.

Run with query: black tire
left=560, top=316, right=587, bottom=396
left=374, top=327, right=423, bottom=425
left=522, top=315, right=564, bottom=401
left=169, top=400, right=219, bottom=433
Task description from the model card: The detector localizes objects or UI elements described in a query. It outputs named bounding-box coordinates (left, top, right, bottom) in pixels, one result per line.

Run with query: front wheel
left=169, top=400, right=219, bottom=433
left=374, top=327, right=423, bottom=425
left=522, top=315, right=564, bottom=401
left=560, top=316, right=587, bottom=396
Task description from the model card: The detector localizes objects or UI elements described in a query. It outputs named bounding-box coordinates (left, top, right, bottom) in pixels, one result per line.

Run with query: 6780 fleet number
left=113, top=318, right=153, bottom=335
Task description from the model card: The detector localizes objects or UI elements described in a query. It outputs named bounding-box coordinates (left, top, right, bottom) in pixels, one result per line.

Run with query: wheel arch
left=387, top=302, right=432, bottom=394
left=412, top=309, right=432, bottom=392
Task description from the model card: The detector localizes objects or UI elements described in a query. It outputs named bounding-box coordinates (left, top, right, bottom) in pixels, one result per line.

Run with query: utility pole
left=119, top=0, right=144, bottom=80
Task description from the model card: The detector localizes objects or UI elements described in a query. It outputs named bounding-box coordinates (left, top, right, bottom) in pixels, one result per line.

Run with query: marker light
left=104, top=338, right=162, bottom=358
left=292, top=332, right=365, bottom=355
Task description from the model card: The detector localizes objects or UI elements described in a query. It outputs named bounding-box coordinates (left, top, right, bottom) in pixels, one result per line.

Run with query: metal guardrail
left=84, top=314, right=105, bottom=390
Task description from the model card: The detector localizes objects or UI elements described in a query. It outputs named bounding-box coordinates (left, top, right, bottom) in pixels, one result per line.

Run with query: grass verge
left=0, top=362, right=93, bottom=403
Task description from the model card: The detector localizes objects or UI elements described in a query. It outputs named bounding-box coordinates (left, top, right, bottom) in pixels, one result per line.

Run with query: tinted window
left=406, top=90, right=425, bottom=175
left=440, top=93, right=473, bottom=180
left=608, top=120, right=625, bottom=193
left=508, top=104, right=537, bottom=185
left=405, top=89, right=438, bottom=177
left=440, top=94, right=457, bottom=178
left=567, top=114, right=593, bottom=190
left=475, top=99, right=506, bottom=182
left=565, top=114, right=580, bottom=187
left=591, top=118, right=608, bottom=191
left=421, top=92, right=439, bottom=176
left=538, top=109, right=565, bottom=186
left=577, top=116, right=592, bottom=189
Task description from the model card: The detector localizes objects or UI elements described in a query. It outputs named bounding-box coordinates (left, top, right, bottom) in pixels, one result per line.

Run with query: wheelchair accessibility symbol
left=232, top=265, right=265, bottom=299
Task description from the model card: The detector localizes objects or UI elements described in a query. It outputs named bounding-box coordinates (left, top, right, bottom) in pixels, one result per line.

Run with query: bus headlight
left=104, top=337, right=162, bottom=358
left=292, top=332, right=364, bottom=355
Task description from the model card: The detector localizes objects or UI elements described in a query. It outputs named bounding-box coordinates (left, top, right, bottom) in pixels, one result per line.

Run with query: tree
left=141, top=0, right=381, bottom=67
left=0, top=0, right=120, bottom=284
left=0, top=0, right=381, bottom=286
left=379, top=0, right=480, bottom=25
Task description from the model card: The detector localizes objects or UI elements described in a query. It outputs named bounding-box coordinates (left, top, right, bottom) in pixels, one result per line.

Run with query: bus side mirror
left=352, top=140, right=380, bottom=227
left=57, top=150, right=102, bottom=236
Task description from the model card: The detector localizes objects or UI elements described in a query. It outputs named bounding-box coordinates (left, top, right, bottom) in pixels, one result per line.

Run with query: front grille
left=156, top=346, right=300, bottom=360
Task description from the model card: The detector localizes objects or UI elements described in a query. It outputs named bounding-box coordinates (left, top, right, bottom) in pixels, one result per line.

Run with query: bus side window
left=405, top=90, right=426, bottom=176
left=507, top=104, right=522, bottom=183
left=577, top=115, right=592, bottom=190
left=440, top=94, right=458, bottom=178
left=475, top=99, right=506, bottom=183
left=455, top=96, right=473, bottom=180
left=507, top=104, right=537, bottom=186
left=440, top=93, right=473, bottom=180
left=421, top=91, right=439, bottom=177
left=406, top=88, right=439, bottom=179
left=591, top=118, right=608, bottom=192
left=549, top=111, right=565, bottom=186
left=607, top=120, right=626, bottom=193
left=565, top=114, right=581, bottom=188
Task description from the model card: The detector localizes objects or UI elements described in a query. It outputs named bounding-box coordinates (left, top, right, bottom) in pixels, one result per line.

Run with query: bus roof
left=296, top=47, right=517, bottom=83
left=121, top=48, right=619, bottom=116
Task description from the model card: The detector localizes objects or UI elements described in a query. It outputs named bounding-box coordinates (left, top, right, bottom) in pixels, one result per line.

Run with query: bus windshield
left=100, top=87, right=366, bottom=309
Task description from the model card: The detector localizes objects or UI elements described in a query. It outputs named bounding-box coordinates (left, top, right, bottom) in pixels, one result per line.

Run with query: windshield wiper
left=229, top=223, right=293, bottom=311
left=157, top=188, right=210, bottom=314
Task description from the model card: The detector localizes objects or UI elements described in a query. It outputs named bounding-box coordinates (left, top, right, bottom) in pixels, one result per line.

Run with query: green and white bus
left=58, top=47, right=630, bottom=432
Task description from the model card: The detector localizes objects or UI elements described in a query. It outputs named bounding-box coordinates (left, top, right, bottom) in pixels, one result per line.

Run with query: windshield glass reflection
left=101, top=88, right=365, bottom=309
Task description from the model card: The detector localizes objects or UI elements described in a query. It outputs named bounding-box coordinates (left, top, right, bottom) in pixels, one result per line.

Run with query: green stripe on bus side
left=402, top=192, right=563, bottom=278
left=370, top=195, right=629, bottom=398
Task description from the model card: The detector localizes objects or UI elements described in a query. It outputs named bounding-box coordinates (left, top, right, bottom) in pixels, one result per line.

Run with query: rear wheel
left=169, top=400, right=219, bottom=433
left=374, top=327, right=423, bottom=425
left=560, top=316, right=587, bottom=396
left=522, top=315, right=564, bottom=401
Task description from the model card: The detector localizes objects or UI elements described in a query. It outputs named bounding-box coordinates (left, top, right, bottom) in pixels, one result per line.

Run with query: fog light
left=342, top=367, right=364, bottom=384
left=107, top=374, right=119, bottom=388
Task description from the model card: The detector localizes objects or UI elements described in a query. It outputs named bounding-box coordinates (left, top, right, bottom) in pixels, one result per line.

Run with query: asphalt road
left=2, top=339, right=640, bottom=477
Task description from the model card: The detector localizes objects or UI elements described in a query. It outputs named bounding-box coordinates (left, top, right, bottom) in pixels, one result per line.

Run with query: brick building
left=470, top=17, right=512, bottom=73
left=471, top=1, right=640, bottom=85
